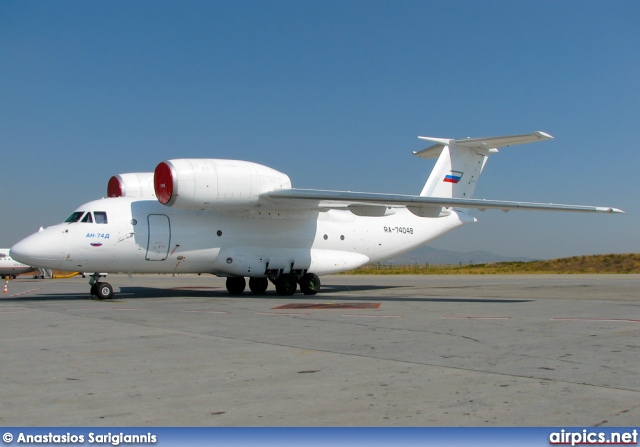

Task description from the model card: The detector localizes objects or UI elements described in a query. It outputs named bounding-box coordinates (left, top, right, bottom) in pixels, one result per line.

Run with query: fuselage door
left=146, top=214, right=171, bottom=261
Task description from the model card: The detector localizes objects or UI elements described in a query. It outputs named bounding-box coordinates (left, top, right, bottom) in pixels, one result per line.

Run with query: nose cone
left=11, top=228, right=66, bottom=270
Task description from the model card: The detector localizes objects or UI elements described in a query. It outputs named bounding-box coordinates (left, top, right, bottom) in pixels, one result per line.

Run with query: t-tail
left=415, top=131, right=553, bottom=198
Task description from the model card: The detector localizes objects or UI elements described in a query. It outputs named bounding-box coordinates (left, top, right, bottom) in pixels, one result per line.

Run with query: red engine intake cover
left=154, top=162, right=174, bottom=205
left=107, top=176, right=124, bottom=198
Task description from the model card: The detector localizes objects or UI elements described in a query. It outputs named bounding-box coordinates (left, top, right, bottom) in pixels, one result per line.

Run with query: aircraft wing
left=263, top=189, right=624, bottom=214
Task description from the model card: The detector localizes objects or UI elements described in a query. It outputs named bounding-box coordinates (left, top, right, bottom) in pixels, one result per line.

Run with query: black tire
left=95, top=282, right=114, bottom=299
left=275, top=274, right=297, bottom=296
left=226, top=277, right=246, bottom=295
left=249, top=277, right=269, bottom=294
left=300, top=273, right=321, bottom=295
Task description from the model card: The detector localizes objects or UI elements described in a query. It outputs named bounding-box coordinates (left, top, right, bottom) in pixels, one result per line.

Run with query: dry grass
left=343, top=253, right=640, bottom=275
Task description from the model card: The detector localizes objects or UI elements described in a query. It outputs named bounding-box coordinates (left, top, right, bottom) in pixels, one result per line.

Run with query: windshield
left=64, top=211, right=109, bottom=224
left=65, top=211, right=85, bottom=223
left=95, top=211, right=108, bottom=224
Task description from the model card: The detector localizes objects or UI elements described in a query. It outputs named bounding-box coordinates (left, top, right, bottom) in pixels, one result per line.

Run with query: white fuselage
left=11, top=197, right=474, bottom=276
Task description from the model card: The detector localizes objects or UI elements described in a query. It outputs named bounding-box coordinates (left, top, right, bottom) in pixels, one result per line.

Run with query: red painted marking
left=257, top=312, right=310, bottom=316
left=9, top=288, right=42, bottom=298
left=274, top=303, right=381, bottom=310
left=154, top=161, right=174, bottom=205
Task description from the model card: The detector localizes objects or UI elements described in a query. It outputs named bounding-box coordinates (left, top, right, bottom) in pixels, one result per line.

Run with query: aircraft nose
left=11, top=229, right=66, bottom=269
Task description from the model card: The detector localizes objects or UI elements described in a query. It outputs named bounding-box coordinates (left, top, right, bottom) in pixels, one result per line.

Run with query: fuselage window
left=65, top=211, right=85, bottom=223
left=94, top=212, right=108, bottom=224
left=81, top=212, right=93, bottom=223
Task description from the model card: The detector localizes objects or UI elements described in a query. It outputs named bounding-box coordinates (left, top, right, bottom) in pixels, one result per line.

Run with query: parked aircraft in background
left=11, top=132, right=623, bottom=299
left=0, top=249, right=36, bottom=279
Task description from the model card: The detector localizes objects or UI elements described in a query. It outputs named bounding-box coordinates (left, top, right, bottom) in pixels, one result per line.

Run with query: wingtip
left=534, top=131, right=554, bottom=140
left=598, top=207, right=625, bottom=214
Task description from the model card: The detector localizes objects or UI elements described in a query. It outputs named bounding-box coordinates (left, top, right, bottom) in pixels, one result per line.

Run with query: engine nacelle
left=107, top=173, right=156, bottom=198
left=154, top=159, right=292, bottom=210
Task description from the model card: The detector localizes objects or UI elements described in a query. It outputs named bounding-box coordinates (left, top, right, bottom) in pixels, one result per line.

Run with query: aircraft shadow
left=1, top=293, right=104, bottom=303
left=2, top=284, right=531, bottom=304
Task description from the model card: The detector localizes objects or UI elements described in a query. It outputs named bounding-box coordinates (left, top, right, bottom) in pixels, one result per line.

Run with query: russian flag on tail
left=443, top=171, right=463, bottom=183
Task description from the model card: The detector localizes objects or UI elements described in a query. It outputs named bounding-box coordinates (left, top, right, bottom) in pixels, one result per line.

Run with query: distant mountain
left=379, top=245, right=535, bottom=265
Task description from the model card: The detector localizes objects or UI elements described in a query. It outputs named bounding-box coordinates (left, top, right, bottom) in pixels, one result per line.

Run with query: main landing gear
left=89, top=273, right=113, bottom=299
left=225, top=272, right=320, bottom=296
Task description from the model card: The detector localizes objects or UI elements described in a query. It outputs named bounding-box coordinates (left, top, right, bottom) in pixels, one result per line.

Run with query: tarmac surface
left=1, top=273, right=639, bottom=426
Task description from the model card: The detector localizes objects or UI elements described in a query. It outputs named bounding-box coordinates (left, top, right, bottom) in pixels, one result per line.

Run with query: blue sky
left=1, top=1, right=638, bottom=259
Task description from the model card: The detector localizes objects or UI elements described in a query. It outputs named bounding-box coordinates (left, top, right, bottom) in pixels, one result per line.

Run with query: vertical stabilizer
left=413, top=131, right=552, bottom=199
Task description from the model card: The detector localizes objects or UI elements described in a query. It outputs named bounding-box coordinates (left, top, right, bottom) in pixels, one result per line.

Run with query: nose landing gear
left=89, top=274, right=113, bottom=299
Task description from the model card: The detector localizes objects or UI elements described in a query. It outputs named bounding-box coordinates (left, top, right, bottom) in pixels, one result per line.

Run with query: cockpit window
left=65, top=211, right=85, bottom=223
left=94, top=212, right=108, bottom=224
left=0, top=253, right=6, bottom=259
left=65, top=211, right=108, bottom=224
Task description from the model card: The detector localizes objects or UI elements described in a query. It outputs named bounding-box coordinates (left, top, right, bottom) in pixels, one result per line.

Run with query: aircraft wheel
left=226, top=277, right=246, bottom=295
left=95, top=282, right=114, bottom=299
left=300, top=273, right=321, bottom=295
left=249, top=277, right=269, bottom=294
left=275, top=274, right=297, bottom=296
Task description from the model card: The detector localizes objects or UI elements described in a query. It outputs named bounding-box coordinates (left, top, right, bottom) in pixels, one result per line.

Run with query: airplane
left=10, top=131, right=623, bottom=299
left=0, top=248, right=36, bottom=279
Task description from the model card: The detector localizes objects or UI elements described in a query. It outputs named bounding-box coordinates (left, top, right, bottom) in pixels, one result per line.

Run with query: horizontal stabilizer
left=414, top=131, right=553, bottom=159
